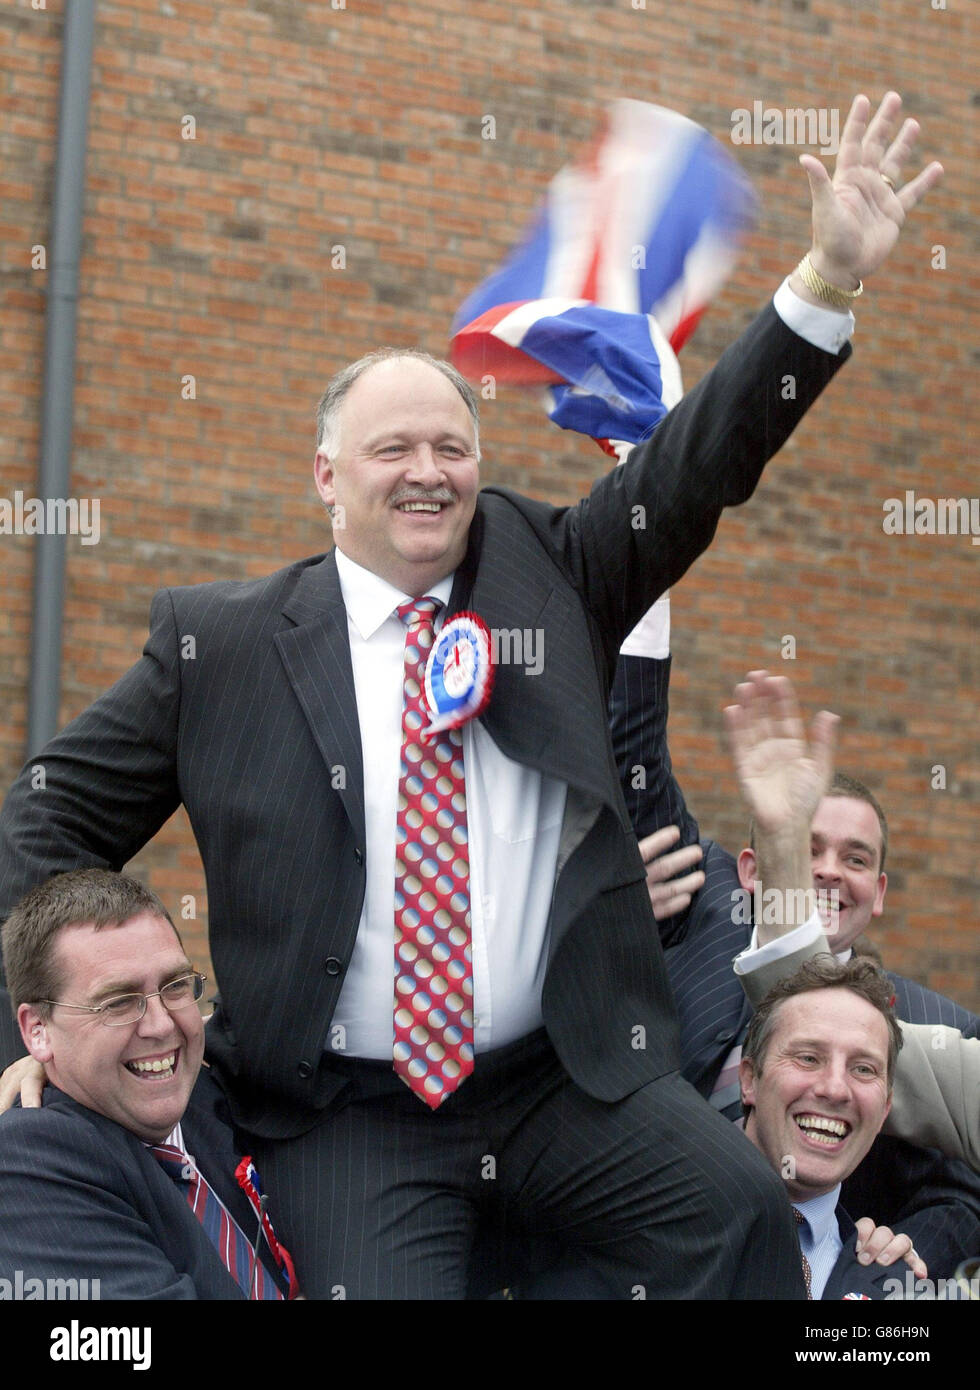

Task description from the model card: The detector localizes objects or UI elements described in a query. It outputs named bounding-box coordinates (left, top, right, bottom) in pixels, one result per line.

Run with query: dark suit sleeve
left=664, top=839, right=753, bottom=1089
left=609, top=654, right=700, bottom=848
left=0, top=590, right=182, bottom=1065
left=841, top=1135, right=980, bottom=1283
left=0, top=1109, right=200, bottom=1299
left=609, top=652, right=702, bottom=950
left=527, top=304, right=850, bottom=668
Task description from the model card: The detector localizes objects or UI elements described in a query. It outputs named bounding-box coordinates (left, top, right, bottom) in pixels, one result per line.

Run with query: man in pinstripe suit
left=609, top=653, right=980, bottom=1285
left=0, top=870, right=293, bottom=1299
left=0, top=94, right=945, bottom=1296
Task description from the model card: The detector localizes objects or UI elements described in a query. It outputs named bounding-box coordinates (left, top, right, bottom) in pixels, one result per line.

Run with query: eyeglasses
left=39, top=972, right=208, bottom=1028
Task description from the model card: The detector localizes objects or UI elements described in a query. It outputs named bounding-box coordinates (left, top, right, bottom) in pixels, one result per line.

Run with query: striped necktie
left=151, top=1143, right=281, bottom=1300
left=793, top=1206, right=814, bottom=1300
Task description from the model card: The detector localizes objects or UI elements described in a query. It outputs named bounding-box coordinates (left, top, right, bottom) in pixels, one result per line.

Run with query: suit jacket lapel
left=275, top=550, right=366, bottom=847
left=448, top=496, right=625, bottom=817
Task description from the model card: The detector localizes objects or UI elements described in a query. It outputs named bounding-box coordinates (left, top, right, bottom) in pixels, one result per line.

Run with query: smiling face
left=738, top=794, right=887, bottom=951
left=808, top=796, right=887, bottom=949
left=739, top=987, right=892, bottom=1203
left=314, top=356, right=480, bottom=597
left=18, top=912, right=205, bottom=1143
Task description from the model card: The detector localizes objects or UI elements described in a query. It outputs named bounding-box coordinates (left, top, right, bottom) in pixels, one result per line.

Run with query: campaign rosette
left=423, top=611, right=493, bottom=738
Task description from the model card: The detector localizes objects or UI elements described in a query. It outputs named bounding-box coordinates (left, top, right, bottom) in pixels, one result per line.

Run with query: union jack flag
left=451, top=101, right=754, bottom=457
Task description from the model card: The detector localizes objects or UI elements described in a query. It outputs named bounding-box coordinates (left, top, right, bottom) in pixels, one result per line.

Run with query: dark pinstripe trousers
left=250, top=1030, right=806, bottom=1300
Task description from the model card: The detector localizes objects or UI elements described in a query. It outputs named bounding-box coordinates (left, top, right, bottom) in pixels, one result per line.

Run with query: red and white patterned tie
left=393, top=597, right=474, bottom=1108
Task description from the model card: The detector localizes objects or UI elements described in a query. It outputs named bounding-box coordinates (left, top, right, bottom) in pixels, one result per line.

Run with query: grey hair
left=315, top=348, right=480, bottom=459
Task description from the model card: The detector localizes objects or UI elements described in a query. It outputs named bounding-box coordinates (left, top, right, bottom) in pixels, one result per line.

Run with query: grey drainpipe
left=27, top=0, right=96, bottom=757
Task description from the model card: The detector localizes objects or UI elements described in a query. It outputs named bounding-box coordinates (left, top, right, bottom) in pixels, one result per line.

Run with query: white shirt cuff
left=773, top=277, right=854, bottom=355
left=733, top=910, right=824, bottom=976
left=618, top=593, right=671, bottom=659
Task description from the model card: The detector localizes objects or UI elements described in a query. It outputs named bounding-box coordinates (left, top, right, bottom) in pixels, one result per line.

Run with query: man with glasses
left=0, top=869, right=296, bottom=1300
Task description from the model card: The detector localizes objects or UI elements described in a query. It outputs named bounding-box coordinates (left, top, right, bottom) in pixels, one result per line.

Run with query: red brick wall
left=1, top=0, right=976, bottom=1006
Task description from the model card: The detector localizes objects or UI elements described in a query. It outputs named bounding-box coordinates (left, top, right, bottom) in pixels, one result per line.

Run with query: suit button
left=354, top=847, right=364, bottom=866
left=297, top=1060, right=313, bottom=1079
left=324, top=956, right=343, bottom=976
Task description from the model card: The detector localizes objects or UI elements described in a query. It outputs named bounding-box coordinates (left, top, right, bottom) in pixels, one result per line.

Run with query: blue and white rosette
left=423, top=611, right=494, bottom=739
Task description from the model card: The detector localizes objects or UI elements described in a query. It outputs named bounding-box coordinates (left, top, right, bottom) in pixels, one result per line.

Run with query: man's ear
left=738, top=1054, right=757, bottom=1113
left=737, top=848, right=758, bottom=893
left=18, top=1004, right=53, bottom=1064
left=313, top=448, right=336, bottom=511
left=872, top=871, right=887, bottom=919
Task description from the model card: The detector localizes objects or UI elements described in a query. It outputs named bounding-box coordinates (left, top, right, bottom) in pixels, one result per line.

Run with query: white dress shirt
left=154, top=1121, right=186, bottom=1152
left=329, top=551, right=566, bottom=1059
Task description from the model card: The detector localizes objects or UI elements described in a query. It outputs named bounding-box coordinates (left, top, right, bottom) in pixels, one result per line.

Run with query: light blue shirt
left=795, top=1186, right=844, bottom=1299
